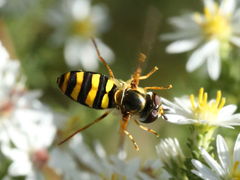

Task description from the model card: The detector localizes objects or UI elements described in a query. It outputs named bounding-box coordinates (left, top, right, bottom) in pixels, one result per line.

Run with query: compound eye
left=122, top=90, right=146, bottom=113
left=139, top=92, right=162, bottom=123
left=153, top=94, right=161, bottom=108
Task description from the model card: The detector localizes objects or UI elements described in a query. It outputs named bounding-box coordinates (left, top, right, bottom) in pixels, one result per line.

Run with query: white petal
left=192, top=159, right=219, bottom=180
left=2, top=145, right=27, bottom=161
left=94, top=141, right=106, bottom=159
left=219, top=0, right=236, bottom=15
left=233, top=9, right=240, bottom=22
left=186, top=42, right=211, bottom=72
left=233, top=134, right=240, bottom=163
left=201, top=148, right=225, bottom=177
left=230, top=36, right=240, bottom=47
left=80, top=39, right=114, bottom=71
left=168, top=15, right=199, bottom=30
left=206, top=46, right=221, bottom=80
left=64, top=38, right=114, bottom=71
left=216, top=135, right=231, bottom=173
left=0, top=41, right=10, bottom=65
left=174, top=97, right=192, bottom=114
left=69, top=134, right=104, bottom=174
left=12, top=108, right=56, bottom=149
left=6, top=150, right=32, bottom=176
left=191, top=170, right=219, bottom=180
left=166, top=38, right=201, bottom=54
left=6, top=125, right=29, bottom=151
left=91, top=5, right=109, bottom=33
left=218, top=104, right=237, bottom=118
left=8, top=161, right=32, bottom=176
left=26, top=171, right=44, bottom=180
left=161, top=32, right=199, bottom=41
left=166, top=115, right=197, bottom=124
left=187, top=40, right=220, bottom=72
left=203, top=0, right=215, bottom=13
left=49, top=148, right=85, bottom=179
left=125, top=159, right=141, bottom=177
left=70, top=0, right=91, bottom=20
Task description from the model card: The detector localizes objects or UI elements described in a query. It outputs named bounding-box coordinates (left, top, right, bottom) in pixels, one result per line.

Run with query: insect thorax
left=114, top=86, right=162, bottom=123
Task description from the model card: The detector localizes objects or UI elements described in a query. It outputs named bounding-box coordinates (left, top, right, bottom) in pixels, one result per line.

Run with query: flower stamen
left=190, top=94, right=196, bottom=110
left=232, top=161, right=240, bottom=179
left=189, top=88, right=225, bottom=122
left=218, top=97, right=226, bottom=109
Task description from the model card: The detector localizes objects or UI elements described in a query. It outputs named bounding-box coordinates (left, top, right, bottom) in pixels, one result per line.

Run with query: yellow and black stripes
left=57, top=71, right=117, bottom=109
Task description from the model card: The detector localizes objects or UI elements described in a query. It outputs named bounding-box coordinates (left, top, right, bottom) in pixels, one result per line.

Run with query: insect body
left=57, top=39, right=171, bottom=151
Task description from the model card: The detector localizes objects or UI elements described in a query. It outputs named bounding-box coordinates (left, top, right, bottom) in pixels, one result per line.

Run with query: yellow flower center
left=232, top=161, right=240, bottom=179
left=194, top=3, right=232, bottom=41
left=190, top=88, right=225, bottom=122
left=71, top=17, right=95, bottom=37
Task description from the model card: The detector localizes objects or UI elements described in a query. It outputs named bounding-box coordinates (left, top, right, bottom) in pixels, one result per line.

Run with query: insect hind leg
left=91, top=38, right=115, bottom=79
left=58, top=110, right=112, bottom=145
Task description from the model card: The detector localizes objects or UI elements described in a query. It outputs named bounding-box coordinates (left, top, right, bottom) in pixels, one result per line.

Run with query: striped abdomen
left=57, top=71, right=117, bottom=109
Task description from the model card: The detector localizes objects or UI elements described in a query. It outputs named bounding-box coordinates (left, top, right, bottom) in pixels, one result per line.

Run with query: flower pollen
left=195, top=3, right=232, bottom=41
left=206, top=5, right=231, bottom=41
left=71, top=17, right=95, bottom=37
left=190, top=88, right=226, bottom=122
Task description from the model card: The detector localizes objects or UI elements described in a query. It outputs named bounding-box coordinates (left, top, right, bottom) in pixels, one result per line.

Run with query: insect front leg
left=144, top=84, right=173, bottom=91
left=134, top=119, right=160, bottom=137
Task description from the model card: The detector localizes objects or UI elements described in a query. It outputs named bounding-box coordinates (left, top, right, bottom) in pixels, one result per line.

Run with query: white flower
left=50, top=134, right=169, bottom=180
left=156, top=138, right=185, bottom=169
left=192, top=134, right=240, bottom=179
left=1, top=106, right=56, bottom=179
left=48, top=0, right=114, bottom=71
left=162, top=0, right=240, bottom=80
left=162, top=87, right=240, bottom=128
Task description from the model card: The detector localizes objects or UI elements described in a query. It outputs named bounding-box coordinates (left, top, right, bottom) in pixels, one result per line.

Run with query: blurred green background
left=1, top=0, right=238, bottom=159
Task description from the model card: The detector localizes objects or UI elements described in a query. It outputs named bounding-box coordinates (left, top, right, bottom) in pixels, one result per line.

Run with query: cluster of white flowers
left=0, top=41, right=168, bottom=180
left=0, top=42, right=57, bottom=179
left=48, top=0, right=114, bottom=71
left=2, top=0, right=240, bottom=179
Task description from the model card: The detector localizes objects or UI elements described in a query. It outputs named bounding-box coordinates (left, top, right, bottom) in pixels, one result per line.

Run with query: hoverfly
left=57, top=39, right=172, bottom=151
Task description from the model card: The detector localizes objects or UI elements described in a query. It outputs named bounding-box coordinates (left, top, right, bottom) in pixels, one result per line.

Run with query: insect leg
left=159, top=105, right=168, bottom=120
left=131, top=53, right=146, bottom=89
left=119, top=114, right=139, bottom=151
left=58, top=110, right=112, bottom=145
left=91, top=38, right=115, bottom=79
left=144, top=84, right=173, bottom=91
left=139, top=66, right=158, bottom=80
left=123, top=129, right=139, bottom=151
left=134, top=119, right=160, bottom=137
